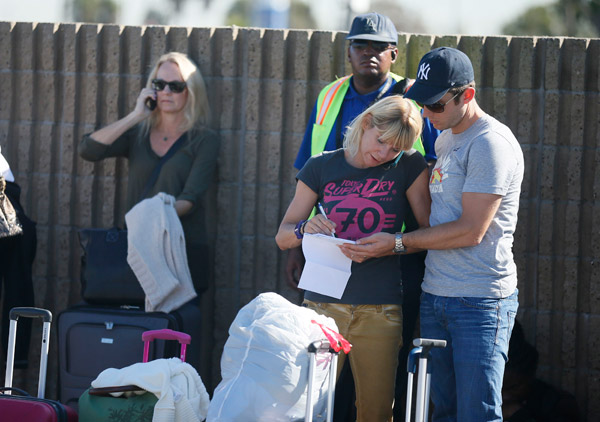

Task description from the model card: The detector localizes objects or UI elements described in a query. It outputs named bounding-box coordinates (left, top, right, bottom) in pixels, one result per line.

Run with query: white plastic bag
left=207, top=292, right=339, bottom=422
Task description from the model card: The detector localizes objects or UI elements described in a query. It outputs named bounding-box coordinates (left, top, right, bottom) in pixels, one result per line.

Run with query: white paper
left=298, top=233, right=355, bottom=299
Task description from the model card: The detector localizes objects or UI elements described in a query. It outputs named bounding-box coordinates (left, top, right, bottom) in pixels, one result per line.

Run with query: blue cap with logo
left=404, top=47, right=474, bottom=105
left=346, top=12, right=398, bottom=44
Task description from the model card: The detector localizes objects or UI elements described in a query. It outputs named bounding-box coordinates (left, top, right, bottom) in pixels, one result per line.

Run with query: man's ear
left=390, top=48, right=398, bottom=61
left=463, top=87, right=476, bottom=102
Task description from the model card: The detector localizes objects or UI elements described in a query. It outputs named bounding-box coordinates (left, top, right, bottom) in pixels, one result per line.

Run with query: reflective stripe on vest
left=316, top=75, right=352, bottom=126
left=311, top=76, right=351, bottom=157
left=310, top=73, right=425, bottom=157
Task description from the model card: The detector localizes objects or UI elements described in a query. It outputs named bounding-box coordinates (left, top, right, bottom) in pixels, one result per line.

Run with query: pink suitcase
left=87, top=328, right=192, bottom=395
left=0, top=307, right=78, bottom=421
left=142, top=328, right=191, bottom=362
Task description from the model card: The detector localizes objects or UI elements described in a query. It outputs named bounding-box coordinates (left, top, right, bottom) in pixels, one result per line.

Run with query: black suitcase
left=57, top=301, right=201, bottom=410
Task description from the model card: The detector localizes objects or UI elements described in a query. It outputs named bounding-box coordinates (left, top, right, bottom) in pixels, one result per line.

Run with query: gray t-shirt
left=423, top=114, right=524, bottom=298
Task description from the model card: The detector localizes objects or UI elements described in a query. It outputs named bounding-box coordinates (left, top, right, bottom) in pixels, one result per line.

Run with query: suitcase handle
left=9, top=307, right=52, bottom=323
left=412, top=338, right=447, bottom=348
left=0, top=387, right=31, bottom=396
left=405, top=338, right=447, bottom=422
left=142, top=328, right=191, bottom=344
left=306, top=339, right=339, bottom=422
left=142, top=329, right=190, bottom=363
left=5, top=307, right=52, bottom=399
left=88, top=385, right=145, bottom=396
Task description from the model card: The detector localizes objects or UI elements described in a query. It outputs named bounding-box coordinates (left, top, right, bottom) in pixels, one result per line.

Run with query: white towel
left=126, top=192, right=197, bottom=312
left=92, top=357, right=210, bottom=422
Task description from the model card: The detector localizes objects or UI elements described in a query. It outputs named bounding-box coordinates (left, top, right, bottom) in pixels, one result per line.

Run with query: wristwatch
left=294, top=220, right=308, bottom=239
left=393, top=232, right=405, bottom=254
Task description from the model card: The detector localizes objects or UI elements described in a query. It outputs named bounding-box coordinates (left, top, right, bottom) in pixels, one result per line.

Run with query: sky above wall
left=1, top=0, right=555, bottom=37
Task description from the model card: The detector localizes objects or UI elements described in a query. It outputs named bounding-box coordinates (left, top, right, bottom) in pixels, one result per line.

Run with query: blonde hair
left=142, top=52, right=210, bottom=134
left=343, top=96, right=423, bottom=158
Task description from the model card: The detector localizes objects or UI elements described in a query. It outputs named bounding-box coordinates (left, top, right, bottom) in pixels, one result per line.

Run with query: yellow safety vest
left=310, top=72, right=426, bottom=157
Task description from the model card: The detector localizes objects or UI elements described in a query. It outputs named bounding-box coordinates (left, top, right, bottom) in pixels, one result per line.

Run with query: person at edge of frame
left=286, top=12, right=440, bottom=421
left=0, top=147, right=36, bottom=373
left=341, top=47, right=524, bottom=422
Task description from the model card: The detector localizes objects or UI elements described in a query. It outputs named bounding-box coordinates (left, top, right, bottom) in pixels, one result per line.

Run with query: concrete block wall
left=0, top=21, right=598, bottom=419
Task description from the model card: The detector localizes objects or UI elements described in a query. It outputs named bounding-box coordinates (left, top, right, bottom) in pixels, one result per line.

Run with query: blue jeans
left=420, top=289, right=518, bottom=422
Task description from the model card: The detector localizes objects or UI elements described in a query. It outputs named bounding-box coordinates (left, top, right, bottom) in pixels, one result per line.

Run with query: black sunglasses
left=350, top=40, right=395, bottom=54
left=152, top=79, right=187, bottom=93
left=417, top=91, right=462, bottom=114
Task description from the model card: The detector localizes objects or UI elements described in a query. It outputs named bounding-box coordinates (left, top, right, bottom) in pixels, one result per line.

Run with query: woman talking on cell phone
left=79, top=52, right=219, bottom=297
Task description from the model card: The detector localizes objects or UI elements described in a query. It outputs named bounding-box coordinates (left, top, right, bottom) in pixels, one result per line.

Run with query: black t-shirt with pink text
left=297, top=148, right=426, bottom=305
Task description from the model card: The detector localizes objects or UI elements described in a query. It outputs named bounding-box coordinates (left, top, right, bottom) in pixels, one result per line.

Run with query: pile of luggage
left=0, top=291, right=355, bottom=422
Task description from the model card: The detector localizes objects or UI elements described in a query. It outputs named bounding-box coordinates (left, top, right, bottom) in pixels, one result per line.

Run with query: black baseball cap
left=404, top=47, right=475, bottom=105
left=346, top=13, right=398, bottom=44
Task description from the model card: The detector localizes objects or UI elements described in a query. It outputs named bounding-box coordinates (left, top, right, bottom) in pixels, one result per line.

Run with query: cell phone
left=145, top=96, right=157, bottom=111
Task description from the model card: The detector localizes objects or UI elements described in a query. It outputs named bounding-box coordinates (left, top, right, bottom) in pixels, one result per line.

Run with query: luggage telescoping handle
left=142, top=328, right=191, bottom=362
left=4, top=307, right=53, bottom=399
left=405, top=338, right=447, bottom=422
left=305, top=340, right=339, bottom=422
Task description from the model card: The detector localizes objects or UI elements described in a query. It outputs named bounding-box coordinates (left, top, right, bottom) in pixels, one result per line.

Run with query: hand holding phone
left=145, top=97, right=157, bottom=111
left=145, top=91, right=157, bottom=111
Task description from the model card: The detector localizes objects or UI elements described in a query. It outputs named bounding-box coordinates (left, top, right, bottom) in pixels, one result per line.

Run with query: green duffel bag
left=78, top=385, right=158, bottom=421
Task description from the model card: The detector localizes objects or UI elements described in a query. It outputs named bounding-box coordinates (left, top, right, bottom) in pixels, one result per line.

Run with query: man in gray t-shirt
left=340, top=47, right=524, bottom=421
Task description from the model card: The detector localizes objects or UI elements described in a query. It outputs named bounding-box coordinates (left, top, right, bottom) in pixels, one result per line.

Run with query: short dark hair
left=448, top=82, right=476, bottom=104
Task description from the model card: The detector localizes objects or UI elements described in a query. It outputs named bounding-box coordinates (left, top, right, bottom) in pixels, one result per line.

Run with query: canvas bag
left=207, top=292, right=342, bottom=422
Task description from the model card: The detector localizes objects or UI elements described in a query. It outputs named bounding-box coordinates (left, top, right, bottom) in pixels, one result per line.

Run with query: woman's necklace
left=157, top=124, right=182, bottom=143
left=160, top=131, right=177, bottom=142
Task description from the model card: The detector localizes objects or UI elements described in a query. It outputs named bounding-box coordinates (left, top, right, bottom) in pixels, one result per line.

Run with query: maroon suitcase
left=0, top=307, right=78, bottom=421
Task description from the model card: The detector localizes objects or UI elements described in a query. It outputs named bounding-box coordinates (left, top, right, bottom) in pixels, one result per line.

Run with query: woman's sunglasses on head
left=152, top=79, right=187, bottom=93
left=417, top=90, right=463, bottom=113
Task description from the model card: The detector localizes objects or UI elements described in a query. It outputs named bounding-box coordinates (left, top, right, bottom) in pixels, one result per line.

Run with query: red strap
left=311, top=320, right=352, bottom=354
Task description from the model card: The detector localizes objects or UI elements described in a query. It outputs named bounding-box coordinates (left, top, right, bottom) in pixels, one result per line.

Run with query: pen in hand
left=317, top=202, right=336, bottom=237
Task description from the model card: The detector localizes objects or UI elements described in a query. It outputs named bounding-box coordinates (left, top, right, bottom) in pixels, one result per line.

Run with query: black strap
left=139, top=133, right=187, bottom=200
left=369, top=76, right=394, bottom=106
left=335, top=111, right=344, bottom=149
left=389, top=77, right=411, bottom=96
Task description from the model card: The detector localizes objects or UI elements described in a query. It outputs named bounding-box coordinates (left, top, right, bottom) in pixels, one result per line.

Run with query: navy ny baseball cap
left=404, top=47, right=474, bottom=105
left=346, top=13, right=398, bottom=44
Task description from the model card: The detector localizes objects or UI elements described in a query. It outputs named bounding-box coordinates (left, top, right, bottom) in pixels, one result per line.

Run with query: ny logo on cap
left=417, top=63, right=431, bottom=80
left=365, top=18, right=376, bottom=31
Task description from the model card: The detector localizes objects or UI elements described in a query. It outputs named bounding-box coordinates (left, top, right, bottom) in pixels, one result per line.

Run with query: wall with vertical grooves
left=0, top=22, right=598, bottom=418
